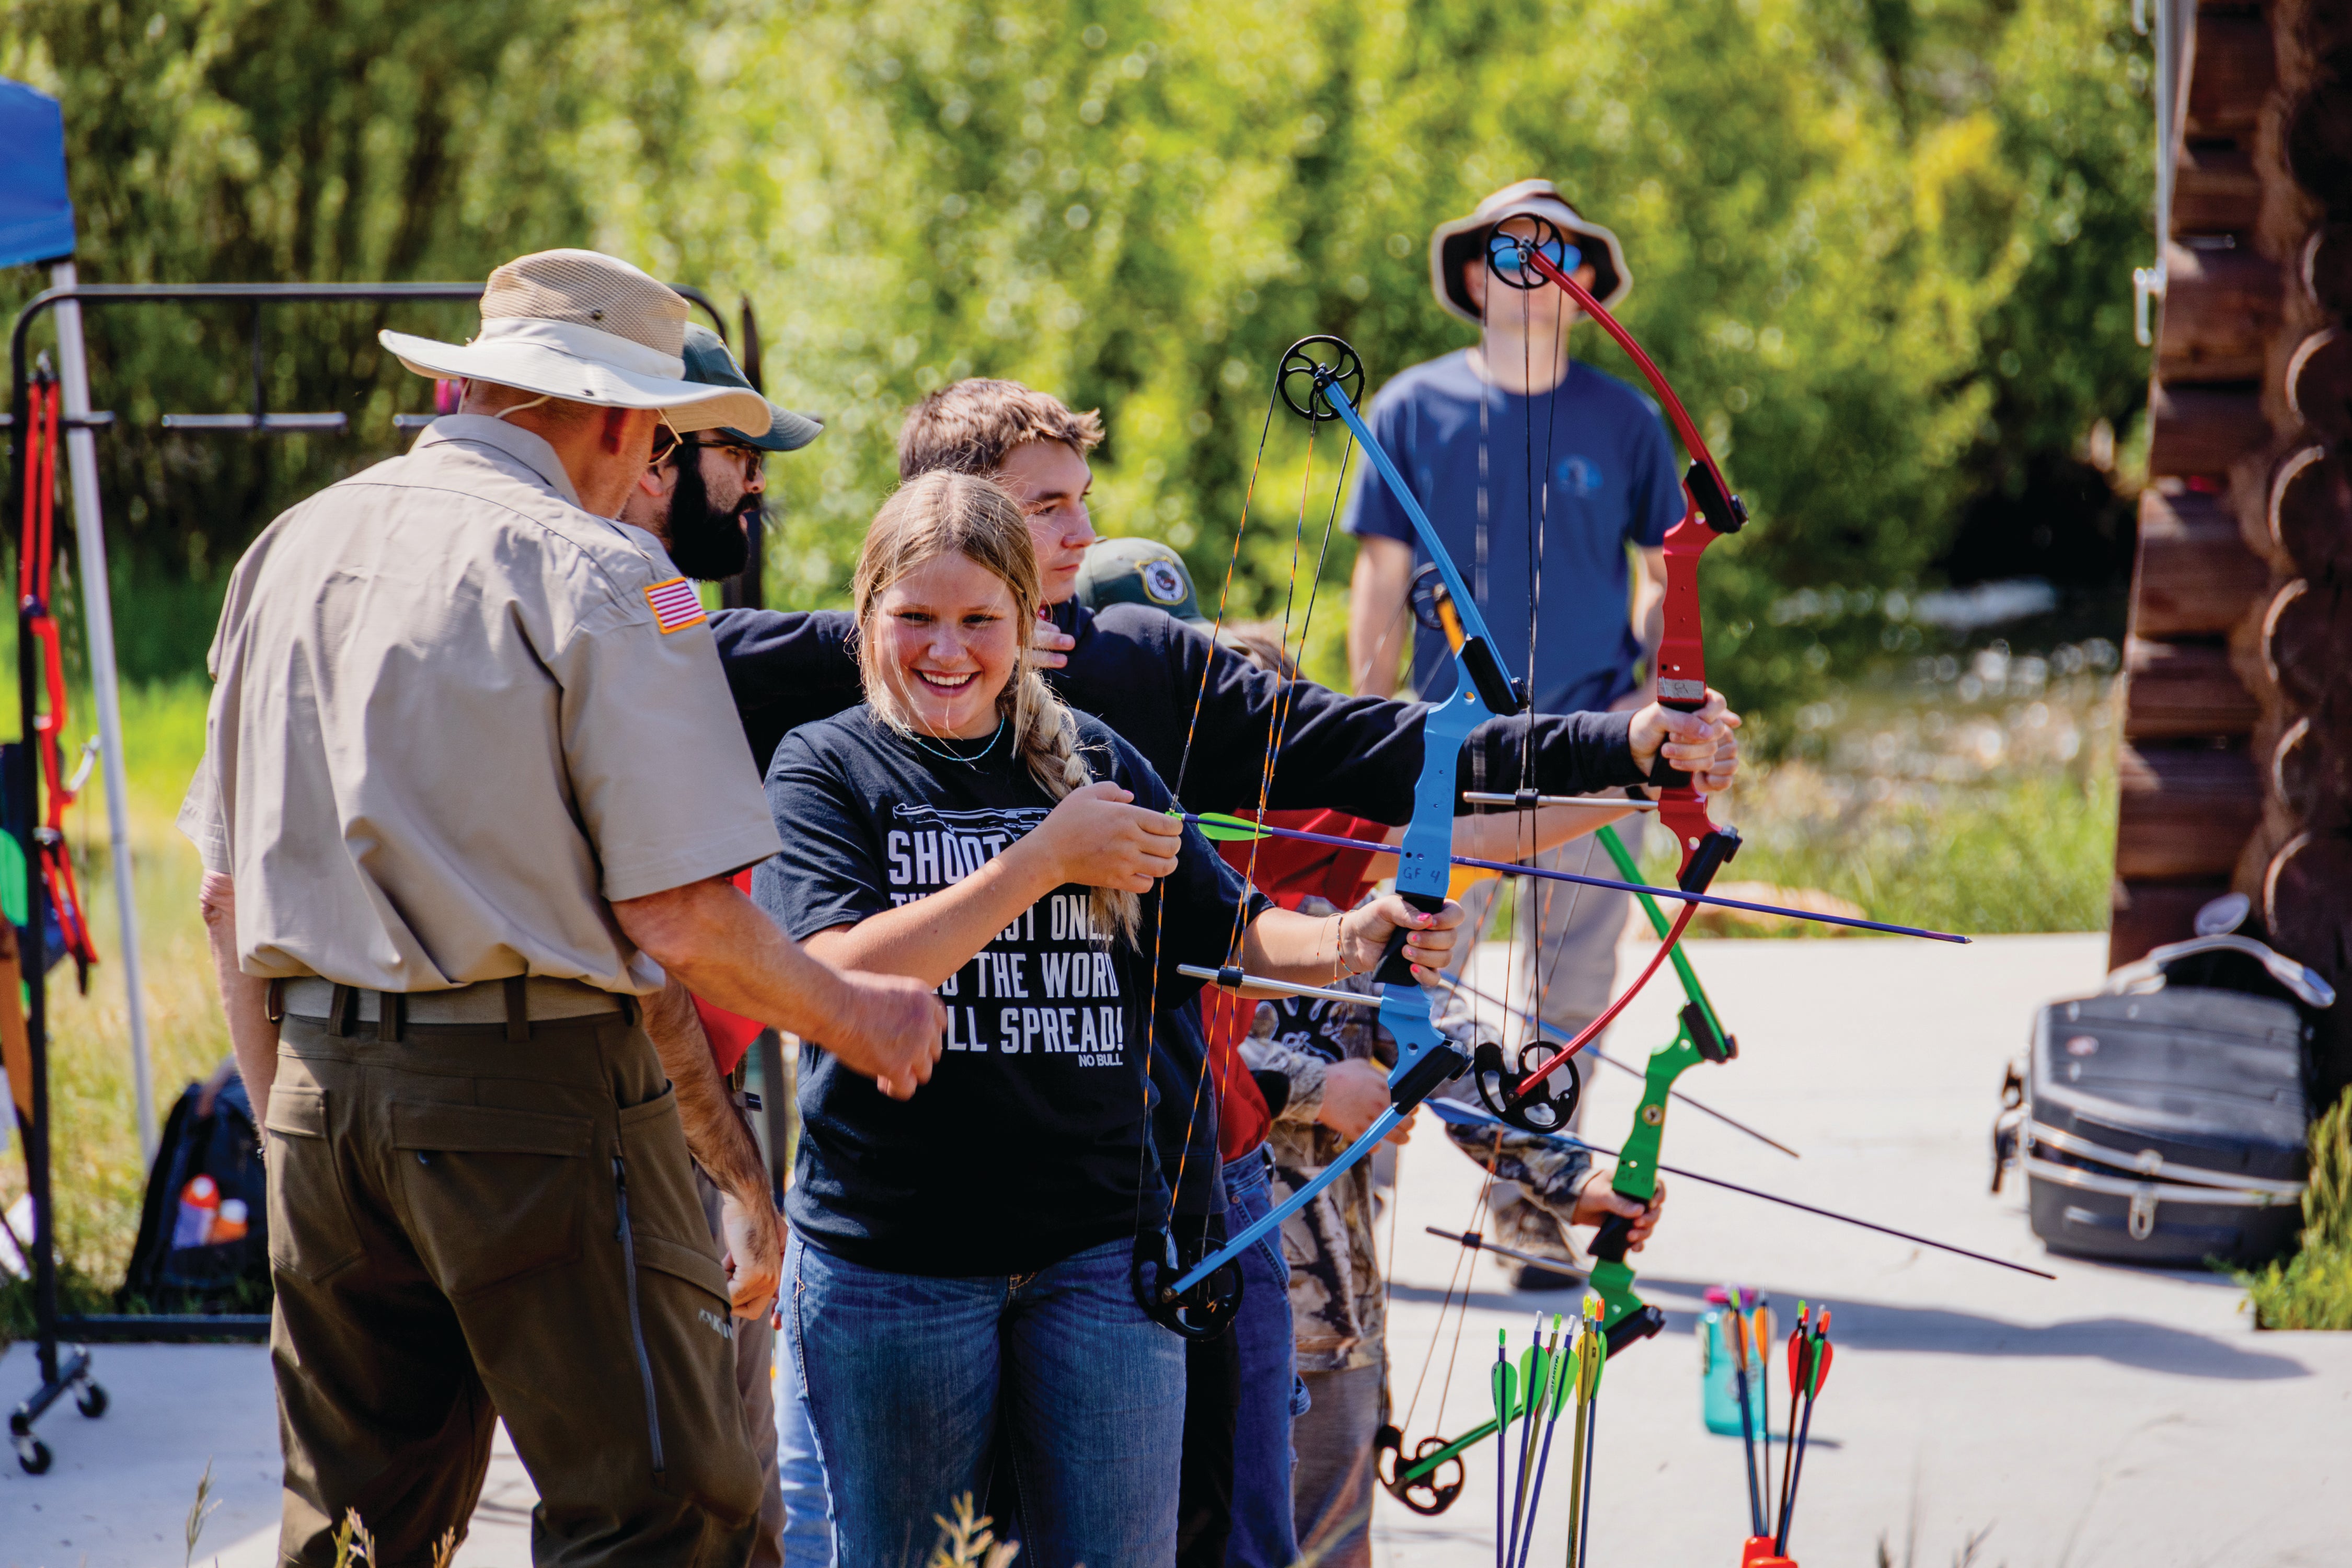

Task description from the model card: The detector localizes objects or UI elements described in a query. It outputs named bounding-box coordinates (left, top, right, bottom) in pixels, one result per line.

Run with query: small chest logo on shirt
left=1555, top=456, right=1602, bottom=497
left=645, top=577, right=708, bottom=634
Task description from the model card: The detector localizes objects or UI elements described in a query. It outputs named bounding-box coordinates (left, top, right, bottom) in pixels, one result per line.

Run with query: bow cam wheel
left=1471, top=1040, right=1581, bottom=1133
left=1130, top=1229, right=1243, bottom=1343
left=1375, top=1424, right=1466, bottom=1516
left=1483, top=214, right=1568, bottom=293
left=1277, top=336, right=1365, bottom=424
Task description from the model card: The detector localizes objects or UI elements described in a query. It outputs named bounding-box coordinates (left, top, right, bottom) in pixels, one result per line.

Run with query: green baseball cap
left=679, top=324, right=825, bottom=452
left=1073, top=537, right=1212, bottom=629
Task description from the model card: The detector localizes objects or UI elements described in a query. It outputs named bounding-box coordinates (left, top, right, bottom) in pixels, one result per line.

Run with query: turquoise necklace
left=906, top=712, right=1006, bottom=766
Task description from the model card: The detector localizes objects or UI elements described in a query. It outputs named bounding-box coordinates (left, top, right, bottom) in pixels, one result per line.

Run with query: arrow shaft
left=1423, top=1101, right=2060, bottom=1281
left=1183, top=813, right=1968, bottom=942
left=1426, top=1226, right=1589, bottom=1281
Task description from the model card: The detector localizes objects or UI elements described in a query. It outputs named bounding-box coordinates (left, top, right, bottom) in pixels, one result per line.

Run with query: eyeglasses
left=706, top=441, right=765, bottom=481
left=1485, top=232, right=1583, bottom=282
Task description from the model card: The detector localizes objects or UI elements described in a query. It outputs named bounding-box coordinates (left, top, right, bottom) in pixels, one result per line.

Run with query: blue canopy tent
left=0, top=80, right=76, bottom=269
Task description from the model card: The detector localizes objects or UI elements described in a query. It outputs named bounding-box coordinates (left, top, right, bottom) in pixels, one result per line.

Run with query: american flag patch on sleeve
left=645, top=576, right=708, bottom=634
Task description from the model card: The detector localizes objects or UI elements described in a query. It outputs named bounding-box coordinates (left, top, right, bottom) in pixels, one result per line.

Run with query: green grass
left=1642, top=763, right=2119, bottom=938
left=2241, top=1091, right=2352, bottom=1331
left=1640, top=653, right=2122, bottom=937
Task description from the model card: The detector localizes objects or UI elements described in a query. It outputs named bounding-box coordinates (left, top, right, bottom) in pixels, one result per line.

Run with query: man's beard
left=665, top=433, right=756, bottom=581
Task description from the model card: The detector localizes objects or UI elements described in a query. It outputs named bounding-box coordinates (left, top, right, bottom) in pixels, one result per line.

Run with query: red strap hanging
left=18, top=373, right=99, bottom=983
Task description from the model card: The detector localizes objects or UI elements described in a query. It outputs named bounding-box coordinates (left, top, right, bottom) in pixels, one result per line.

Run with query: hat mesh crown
left=479, top=249, right=687, bottom=358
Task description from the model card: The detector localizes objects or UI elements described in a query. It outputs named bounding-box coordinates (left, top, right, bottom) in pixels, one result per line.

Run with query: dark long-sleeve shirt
left=711, top=599, right=1648, bottom=816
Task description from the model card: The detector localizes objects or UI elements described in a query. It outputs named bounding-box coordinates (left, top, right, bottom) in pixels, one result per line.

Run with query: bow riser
left=1161, top=339, right=1510, bottom=1302
left=1584, top=1019, right=1699, bottom=1353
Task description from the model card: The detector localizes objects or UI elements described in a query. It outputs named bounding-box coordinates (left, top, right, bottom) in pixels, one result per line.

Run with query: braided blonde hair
left=852, top=470, right=1142, bottom=946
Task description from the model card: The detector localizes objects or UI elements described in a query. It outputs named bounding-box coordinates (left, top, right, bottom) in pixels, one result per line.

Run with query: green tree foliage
left=1, top=0, right=689, bottom=676
left=624, top=0, right=2151, bottom=712
left=5, top=0, right=2150, bottom=702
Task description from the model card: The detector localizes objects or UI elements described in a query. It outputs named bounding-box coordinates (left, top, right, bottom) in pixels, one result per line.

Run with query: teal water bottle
left=1699, top=1284, right=1766, bottom=1436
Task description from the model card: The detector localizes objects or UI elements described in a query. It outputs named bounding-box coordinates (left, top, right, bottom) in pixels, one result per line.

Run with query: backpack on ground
left=120, top=1075, right=270, bottom=1307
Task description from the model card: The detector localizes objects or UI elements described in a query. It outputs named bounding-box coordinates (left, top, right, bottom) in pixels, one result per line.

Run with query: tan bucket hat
left=379, top=249, right=771, bottom=435
left=1429, top=180, right=1632, bottom=327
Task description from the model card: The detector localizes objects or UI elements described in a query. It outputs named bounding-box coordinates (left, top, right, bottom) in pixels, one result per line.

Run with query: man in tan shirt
left=182, top=249, right=943, bottom=1565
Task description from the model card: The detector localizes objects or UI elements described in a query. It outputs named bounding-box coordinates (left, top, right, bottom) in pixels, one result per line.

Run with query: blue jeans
left=1223, top=1149, right=1304, bottom=1568
left=786, top=1231, right=1185, bottom=1568
left=774, top=1323, right=834, bottom=1568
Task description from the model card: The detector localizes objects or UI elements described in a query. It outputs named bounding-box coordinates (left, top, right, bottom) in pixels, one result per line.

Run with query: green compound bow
left=1376, top=820, right=1733, bottom=1515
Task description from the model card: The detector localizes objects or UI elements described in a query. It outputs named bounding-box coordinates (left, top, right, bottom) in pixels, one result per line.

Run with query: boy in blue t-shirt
left=1342, top=178, right=1680, bottom=1286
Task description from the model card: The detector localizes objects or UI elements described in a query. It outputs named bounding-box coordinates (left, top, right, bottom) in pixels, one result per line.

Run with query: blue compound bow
left=1130, top=336, right=1532, bottom=1327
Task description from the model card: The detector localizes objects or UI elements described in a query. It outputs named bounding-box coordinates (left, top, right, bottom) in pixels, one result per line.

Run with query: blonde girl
left=753, top=471, right=1459, bottom=1568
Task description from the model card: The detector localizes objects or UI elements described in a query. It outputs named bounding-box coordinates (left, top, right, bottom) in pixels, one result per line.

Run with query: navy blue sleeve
left=710, top=608, right=867, bottom=777
left=1074, top=603, right=1429, bottom=821
left=1624, top=398, right=1682, bottom=550
left=1340, top=385, right=1419, bottom=546
left=1069, top=603, right=1646, bottom=819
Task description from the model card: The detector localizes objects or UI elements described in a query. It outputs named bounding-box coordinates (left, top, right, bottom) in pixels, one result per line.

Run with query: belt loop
left=329, top=984, right=356, bottom=1039
left=265, top=978, right=286, bottom=1025
left=620, top=993, right=640, bottom=1029
left=374, top=991, right=402, bottom=1043
left=504, top=976, right=531, bottom=1044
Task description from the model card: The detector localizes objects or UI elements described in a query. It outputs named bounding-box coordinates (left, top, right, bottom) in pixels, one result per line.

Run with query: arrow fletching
left=1182, top=808, right=1273, bottom=842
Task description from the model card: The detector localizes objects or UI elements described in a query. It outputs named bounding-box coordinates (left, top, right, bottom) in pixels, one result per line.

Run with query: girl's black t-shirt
left=755, top=704, right=1267, bottom=1276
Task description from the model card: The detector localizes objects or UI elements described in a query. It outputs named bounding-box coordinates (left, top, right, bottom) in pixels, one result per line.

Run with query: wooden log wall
left=2116, top=0, right=2352, bottom=1104
left=2114, top=0, right=2280, bottom=966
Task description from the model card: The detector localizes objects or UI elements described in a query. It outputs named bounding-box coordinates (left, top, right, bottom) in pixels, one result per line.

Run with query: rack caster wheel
left=16, top=1435, right=52, bottom=1474
left=75, top=1381, right=107, bottom=1419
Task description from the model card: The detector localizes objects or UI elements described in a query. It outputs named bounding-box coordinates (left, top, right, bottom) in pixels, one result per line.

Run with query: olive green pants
left=265, top=1010, right=761, bottom=1567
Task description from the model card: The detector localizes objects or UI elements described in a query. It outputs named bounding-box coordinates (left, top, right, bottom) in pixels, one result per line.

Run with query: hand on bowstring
left=1317, top=1057, right=1419, bottom=1145
left=1570, top=1170, right=1668, bottom=1251
left=1335, top=893, right=1465, bottom=982
left=1025, top=781, right=1183, bottom=893
left=1628, top=689, right=1743, bottom=792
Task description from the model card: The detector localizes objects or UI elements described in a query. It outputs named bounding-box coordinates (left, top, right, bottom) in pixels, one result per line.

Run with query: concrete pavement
left=2, top=934, right=2343, bottom=1567
left=1374, top=933, right=2347, bottom=1568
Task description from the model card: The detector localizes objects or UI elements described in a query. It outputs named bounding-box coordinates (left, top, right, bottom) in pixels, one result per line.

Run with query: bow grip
left=1373, top=890, right=1446, bottom=987
left=1589, top=1208, right=1637, bottom=1267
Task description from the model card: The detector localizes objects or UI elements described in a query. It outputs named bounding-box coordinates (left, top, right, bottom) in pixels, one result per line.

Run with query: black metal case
left=2024, top=988, right=2309, bottom=1265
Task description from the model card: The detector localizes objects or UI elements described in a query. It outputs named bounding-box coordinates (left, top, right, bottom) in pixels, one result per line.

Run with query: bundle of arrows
left=1724, top=1294, right=1834, bottom=1567
left=1485, top=1296, right=1608, bottom=1568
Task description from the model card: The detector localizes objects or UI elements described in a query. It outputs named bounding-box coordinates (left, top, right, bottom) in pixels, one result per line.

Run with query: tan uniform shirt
left=177, top=414, right=782, bottom=994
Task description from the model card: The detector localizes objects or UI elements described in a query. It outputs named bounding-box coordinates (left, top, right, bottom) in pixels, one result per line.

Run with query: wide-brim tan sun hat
left=379, top=248, right=771, bottom=436
left=1429, top=179, right=1632, bottom=327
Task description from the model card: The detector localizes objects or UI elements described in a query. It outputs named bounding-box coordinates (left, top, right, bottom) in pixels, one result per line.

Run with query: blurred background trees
left=3, top=0, right=2152, bottom=723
